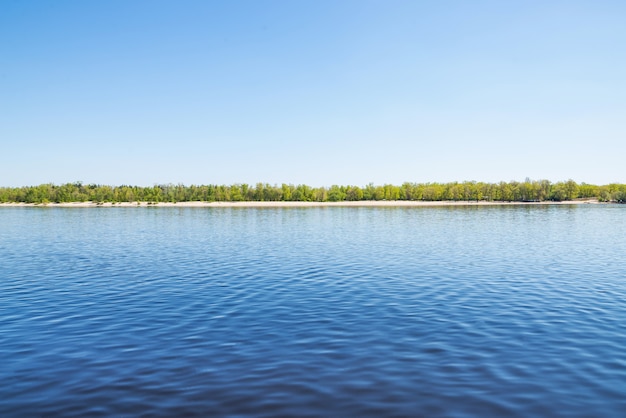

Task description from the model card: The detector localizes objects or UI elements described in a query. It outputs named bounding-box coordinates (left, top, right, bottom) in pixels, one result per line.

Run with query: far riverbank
left=0, top=199, right=606, bottom=208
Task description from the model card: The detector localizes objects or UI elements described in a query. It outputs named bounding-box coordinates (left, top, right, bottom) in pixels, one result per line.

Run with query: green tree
left=328, top=185, right=346, bottom=202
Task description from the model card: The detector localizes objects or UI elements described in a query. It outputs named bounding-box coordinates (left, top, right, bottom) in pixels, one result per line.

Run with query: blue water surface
left=1, top=205, right=625, bottom=417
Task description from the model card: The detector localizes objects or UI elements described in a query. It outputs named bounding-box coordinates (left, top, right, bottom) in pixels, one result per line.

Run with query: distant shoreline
left=0, top=199, right=606, bottom=208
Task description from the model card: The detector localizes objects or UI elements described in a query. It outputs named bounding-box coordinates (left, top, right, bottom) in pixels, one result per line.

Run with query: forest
left=1, top=180, right=625, bottom=204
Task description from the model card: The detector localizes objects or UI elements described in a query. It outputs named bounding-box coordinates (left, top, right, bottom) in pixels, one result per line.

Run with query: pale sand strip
left=0, top=199, right=602, bottom=208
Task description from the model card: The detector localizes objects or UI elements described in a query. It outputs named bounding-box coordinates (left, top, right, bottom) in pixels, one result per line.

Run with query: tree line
left=1, top=180, right=625, bottom=204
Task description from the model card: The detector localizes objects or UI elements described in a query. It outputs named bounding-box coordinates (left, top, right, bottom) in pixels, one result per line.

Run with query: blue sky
left=1, top=0, right=624, bottom=187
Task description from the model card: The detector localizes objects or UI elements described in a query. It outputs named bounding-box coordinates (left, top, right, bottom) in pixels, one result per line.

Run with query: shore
left=0, top=199, right=604, bottom=208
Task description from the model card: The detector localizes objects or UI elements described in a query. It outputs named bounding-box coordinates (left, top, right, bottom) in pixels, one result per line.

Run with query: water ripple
left=1, top=206, right=625, bottom=416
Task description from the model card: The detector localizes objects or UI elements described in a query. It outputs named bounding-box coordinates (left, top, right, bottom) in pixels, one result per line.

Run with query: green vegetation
left=0, top=180, right=625, bottom=204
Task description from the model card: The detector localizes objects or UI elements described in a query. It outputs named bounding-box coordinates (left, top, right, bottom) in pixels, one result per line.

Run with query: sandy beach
left=0, top=199, right=603, bottom=208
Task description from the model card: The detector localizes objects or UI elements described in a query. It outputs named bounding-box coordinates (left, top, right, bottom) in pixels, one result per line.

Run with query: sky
left=1, top=0, right=625, bottom=187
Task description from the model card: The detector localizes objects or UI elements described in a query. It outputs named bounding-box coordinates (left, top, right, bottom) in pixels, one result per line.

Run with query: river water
left=1, top=205, right=625, bottom=416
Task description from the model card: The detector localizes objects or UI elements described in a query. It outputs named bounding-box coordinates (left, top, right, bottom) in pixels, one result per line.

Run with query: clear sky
left=1, top=0, right=624, bottom=187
